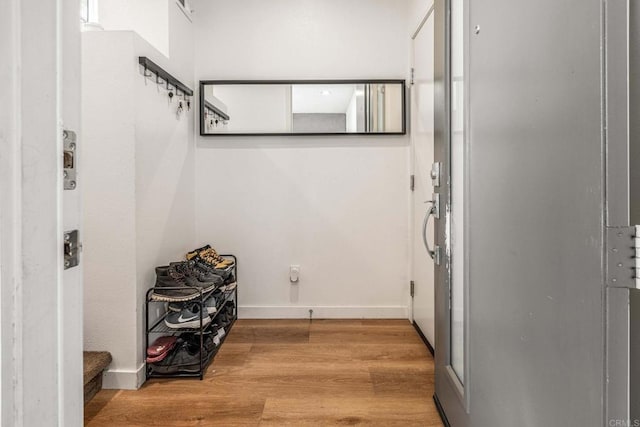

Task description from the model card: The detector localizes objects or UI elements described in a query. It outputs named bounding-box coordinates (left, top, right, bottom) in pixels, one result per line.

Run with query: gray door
left=466, top=0, right=605, bottom=426
left=433, top=0, right=470, bottom=425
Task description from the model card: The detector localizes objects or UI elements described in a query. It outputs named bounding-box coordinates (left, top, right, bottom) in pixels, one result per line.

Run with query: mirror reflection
left=200, top=81, right=405, bottom=135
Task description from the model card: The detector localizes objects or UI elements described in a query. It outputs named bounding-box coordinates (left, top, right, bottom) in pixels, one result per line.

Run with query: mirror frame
left=199, top=79, right=407, bottom=136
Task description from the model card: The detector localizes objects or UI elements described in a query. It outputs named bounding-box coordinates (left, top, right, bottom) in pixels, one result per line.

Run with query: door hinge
left=410, top=280, right=415, bottom=297
left=411, top=68, right=415, bottom=85
left=410, top=174, right=415, bottom=191
left=606, top=225, right=640, bottom=289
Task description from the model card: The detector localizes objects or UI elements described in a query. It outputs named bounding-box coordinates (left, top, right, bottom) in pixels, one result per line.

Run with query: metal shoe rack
left=144, top=255, right=238, bottom=380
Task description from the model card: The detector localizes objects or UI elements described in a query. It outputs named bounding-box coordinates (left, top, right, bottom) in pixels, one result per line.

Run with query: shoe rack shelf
left=144, top=255, right=238, bottom=380
left=147, top=288, right=237, bottom=334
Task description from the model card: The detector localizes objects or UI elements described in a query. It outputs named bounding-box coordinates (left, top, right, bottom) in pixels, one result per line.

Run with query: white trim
left=102, top=364, right=145, bottom=390
left=175, top=0, right=193, bottom=22
left=412, top=3, right=435, bottom=40
left=0, top=0, right=23, bottom=423
left=238, top=305, right=409, bottom=319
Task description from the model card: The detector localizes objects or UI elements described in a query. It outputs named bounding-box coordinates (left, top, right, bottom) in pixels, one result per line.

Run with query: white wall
left=98, top=0, right=170, bottom=56
left=408, top=0, right=434, bottom=35
left=193, top=0, right=411, bottom=318
left=83, top=2, right=195, bottom=388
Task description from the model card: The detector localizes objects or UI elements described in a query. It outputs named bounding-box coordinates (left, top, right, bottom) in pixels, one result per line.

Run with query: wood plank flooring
left=85, top=319, right=443, bottom=426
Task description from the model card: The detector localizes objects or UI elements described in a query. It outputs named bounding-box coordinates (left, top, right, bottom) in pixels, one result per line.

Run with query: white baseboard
left=238, top=305, right=409, bottom=319
left=102, top=364, right=145, bottom=390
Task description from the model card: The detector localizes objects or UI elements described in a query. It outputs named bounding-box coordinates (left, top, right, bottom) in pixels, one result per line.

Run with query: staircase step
left=83, top=351, right=112, bottom=404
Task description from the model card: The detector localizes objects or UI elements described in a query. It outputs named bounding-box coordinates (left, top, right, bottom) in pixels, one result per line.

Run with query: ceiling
left=292, top=84, right=358, bottom=114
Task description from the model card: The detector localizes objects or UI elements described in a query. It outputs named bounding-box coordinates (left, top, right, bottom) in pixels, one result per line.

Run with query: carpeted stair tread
left=83, top=351, right=112, bottom=386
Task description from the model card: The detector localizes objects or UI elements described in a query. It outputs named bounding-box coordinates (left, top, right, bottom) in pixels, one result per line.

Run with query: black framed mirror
left=199, top=80, right=406, bottom=136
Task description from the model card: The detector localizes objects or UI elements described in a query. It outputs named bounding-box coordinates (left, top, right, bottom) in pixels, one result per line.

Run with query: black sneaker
left=182, top=332, right=217, bottom=355
left=195, top=259, right=232, bottom=281
left=224, top=300, right=236, bottom=317
left=192, top=262, right=224, bottom=287
left=148, top=339, right=204, bottom=374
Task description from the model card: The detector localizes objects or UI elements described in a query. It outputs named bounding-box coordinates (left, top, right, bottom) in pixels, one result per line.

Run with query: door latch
left=434, top=245, right=441, bottom=265
left=63, top=129, right=77, bottom=190
left=64, top=230, right=80, bottom=269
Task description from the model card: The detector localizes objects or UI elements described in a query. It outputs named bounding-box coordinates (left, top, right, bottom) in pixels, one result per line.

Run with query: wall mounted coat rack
left=204, top=100, right=230, bottom=121
left=138, top=56, right=193, bottom=97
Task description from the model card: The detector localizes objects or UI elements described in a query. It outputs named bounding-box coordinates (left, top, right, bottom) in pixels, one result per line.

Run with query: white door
left=410, top=7, right=436, bottom=346
left=0, top=0, right=83, bottom=425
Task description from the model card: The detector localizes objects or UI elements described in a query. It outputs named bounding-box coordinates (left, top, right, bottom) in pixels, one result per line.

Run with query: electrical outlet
left=290, top=265, right=300, bottom=283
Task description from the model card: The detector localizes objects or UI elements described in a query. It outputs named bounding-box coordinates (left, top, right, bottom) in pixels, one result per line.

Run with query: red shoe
left=147, top=336, right=178, bottom=357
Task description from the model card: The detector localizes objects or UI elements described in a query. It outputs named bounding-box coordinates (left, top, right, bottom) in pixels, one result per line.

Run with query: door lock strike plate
left=64, top=230, right=80, bottom=269
left=430, top=162, right=441, bottom=187
left=63, top=129, right=77, bottom=190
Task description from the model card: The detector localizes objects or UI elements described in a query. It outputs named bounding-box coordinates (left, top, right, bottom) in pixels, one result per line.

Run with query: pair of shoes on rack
left=147, top=336, right=204, bottom=374
left=167, top=288, right=222, bottom=314
left=217, top=301, right=236, bottom=328
left=148, top=329, right=227, bottom=375
left=187, top=245, right=235, bottom=277
left=165, top=302, right=212, bottom=329
left=151, top=261, right=223, bottom=302
left=146, top=336, right=178, bottom=363
left=165, top=287, right=232, bottom=329
left=218, top=273, right=237, bottom=292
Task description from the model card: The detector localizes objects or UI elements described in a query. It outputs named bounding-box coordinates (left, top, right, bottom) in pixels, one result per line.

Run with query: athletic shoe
left=194, top=261, right=227, bottom=284
left=148, top=340, right=204, bottom=374
left=187, top=245, right=234, bottom=267
left=193, top=258, right=232, bottom=281
left=146, top=350, right=173, bottom=364
left=224, top=300, right=236, bottom=317
left=203, top=293, right=218, bottom=315
left=180, top=331, right=220, bottom=355
left=198, top=248, right=235, bottom=270
left=199, top=247, right=234, bottom=267
left=167, top=301, right=185, bottom=313
left=186, top=244, right=211, bottom=261
left=193, top=262, right=224, bottom=285
left=165, top=303, right=211, bottom=329
left=209, top=323, right=226, bottom=340
left=217, top=312, right=232, bottom=328
left=147, top=336, right=178, bottom=357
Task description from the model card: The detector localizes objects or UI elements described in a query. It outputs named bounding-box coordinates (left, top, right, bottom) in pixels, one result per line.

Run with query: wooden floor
left=85, top=319, right=443, bottom=426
